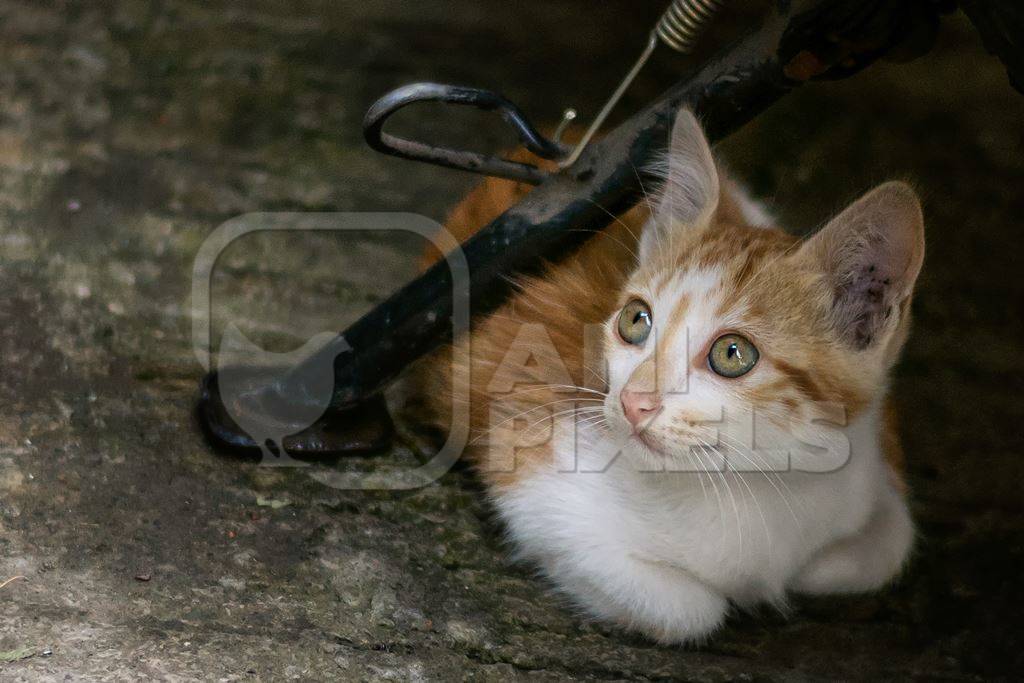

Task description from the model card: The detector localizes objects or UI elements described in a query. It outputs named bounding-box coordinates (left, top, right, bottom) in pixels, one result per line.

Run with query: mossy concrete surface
left=1, top=1, right=1022, bottom=680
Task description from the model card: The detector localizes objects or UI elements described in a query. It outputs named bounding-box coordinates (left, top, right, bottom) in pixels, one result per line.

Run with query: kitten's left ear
left=799, top=181, right=925, bottom=350
left=639, top=110, right=720, bottom=261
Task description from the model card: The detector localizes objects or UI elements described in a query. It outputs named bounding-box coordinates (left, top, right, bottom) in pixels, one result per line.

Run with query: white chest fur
left=490, top=405, right=913, bottom=643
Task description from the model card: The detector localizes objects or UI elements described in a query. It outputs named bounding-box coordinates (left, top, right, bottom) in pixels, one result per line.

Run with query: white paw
left=791, top=544, right=881, bottom=595
left=791, top=488, right=913, bottom=595
left=565, top=557, right=730, bottom=644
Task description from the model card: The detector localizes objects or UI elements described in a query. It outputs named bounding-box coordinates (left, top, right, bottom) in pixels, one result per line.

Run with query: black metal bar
left=198, top=0, right=946, bottom=456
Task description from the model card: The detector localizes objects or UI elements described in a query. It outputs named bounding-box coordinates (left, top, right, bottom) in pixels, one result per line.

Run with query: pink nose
left=620, top=389, right=662, bottom=428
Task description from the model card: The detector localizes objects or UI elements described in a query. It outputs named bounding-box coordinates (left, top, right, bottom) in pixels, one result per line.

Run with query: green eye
left=617, top=299, right=652, bottom=345
left=708, top=334, right=759, bottom=378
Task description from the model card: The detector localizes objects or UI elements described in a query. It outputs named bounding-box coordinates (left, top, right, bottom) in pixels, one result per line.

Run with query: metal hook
left=363, top=82, right=567, bottom=185
left=363, top=2, right=727, bottom=181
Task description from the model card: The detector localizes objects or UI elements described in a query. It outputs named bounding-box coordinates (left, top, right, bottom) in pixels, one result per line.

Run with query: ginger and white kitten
left=420, top=110, right=923, bottom=644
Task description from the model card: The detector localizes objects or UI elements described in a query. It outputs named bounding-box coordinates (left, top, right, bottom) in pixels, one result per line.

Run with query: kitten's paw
left=791, top=486, right=913, bottom=595
left=642, top=586, right=729, bottom=645
left=574, top=557, right=729, bottom=644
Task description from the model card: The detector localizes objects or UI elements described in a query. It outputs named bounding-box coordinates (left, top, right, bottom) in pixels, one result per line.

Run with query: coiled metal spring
left=657, top=0, right=727, bottom=53
left=557, top=0, right=726, bottom=168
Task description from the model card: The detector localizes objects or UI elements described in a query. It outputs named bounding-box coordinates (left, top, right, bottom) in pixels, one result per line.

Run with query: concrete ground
left=1, top=1, right=1023, bottom=680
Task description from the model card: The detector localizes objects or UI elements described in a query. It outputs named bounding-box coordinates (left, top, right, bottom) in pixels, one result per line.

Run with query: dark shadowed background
left=0, top=1, right=1022, bottom=679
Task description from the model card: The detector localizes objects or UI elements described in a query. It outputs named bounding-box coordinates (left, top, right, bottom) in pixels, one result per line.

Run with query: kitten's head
left=602, top=111, right=925, bottom=472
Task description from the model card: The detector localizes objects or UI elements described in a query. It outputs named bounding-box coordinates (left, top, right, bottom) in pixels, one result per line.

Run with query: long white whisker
left=696, top=441, right=742, bottom=556
left=691, top=444, right=727, bottom=547
left=630, top=160, right=669, bottom=265
left=699, top=440, right=744, bottom=562
left=715, top=431, right=803, bottom=524
left=489, top=383, right=607, bottom=400
left=683, top=443, right=709, bottom=504
left=585, top=197, right=643, bottom=245
left=519, top=405, right=596, bottom=441
left=702, top=437, right=772, bottom=564
left=569, top=220, right=639, bottom=262
left=471, top=398, right=594, bottom=444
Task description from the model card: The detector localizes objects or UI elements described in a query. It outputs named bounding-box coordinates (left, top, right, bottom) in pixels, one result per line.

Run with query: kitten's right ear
left=799, top=181, right=925, bottom=350
left=639, top=110, right=720, bottom=261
